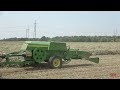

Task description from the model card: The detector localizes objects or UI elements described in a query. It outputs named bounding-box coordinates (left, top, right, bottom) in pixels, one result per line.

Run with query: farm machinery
left=0, top=41, right=99, bottom=69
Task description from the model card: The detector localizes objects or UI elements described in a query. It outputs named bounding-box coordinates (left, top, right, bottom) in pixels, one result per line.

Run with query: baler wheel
left=48, top=55, right=62, bottom=69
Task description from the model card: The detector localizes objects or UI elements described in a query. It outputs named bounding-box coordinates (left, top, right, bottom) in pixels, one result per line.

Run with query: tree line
left=1, top=36, right=120, bottom=42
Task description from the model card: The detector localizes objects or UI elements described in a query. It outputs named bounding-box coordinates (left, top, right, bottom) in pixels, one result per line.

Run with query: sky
left=0, top=11, right=120, bottom=39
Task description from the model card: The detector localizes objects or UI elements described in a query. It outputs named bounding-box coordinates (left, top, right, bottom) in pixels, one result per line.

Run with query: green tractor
left=0, top=41, right=99, bottom=69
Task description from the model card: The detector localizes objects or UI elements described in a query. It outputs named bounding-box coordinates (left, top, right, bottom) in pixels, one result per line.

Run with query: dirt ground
left=0, top=55, right=120, bottom=79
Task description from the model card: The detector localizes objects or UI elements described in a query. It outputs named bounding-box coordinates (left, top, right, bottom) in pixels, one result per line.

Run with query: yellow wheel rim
left=53, top=58, right=60, bottom=67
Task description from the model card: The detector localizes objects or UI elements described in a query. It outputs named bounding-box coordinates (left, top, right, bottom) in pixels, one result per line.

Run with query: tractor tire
left=48, top=55, right=62, bottom=69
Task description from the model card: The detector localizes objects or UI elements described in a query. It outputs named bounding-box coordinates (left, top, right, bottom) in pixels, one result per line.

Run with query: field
left=0, top=41, right=120, bottom=79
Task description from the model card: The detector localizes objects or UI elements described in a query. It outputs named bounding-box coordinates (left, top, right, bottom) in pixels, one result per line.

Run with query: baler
left=0, top=41, right=99, bottom=69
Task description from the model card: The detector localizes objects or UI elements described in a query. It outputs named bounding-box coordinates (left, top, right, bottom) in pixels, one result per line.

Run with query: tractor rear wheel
left=48, top=55, right=62, bottom=69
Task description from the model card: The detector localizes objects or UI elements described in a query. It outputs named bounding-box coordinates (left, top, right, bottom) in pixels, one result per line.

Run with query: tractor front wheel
left=48, top=55, right=62, bottom=69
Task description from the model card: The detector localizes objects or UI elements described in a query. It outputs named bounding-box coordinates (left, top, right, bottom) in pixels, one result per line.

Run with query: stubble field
left=0, top=41, right=120, bottom=79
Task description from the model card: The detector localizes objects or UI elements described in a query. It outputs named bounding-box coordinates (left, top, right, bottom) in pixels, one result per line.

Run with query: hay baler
left=0, top=41, right=99, bottom=68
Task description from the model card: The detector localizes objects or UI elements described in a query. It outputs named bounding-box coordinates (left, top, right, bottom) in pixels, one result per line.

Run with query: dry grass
left=66, top=42, right=120, bottom=55
left=0, top=41, right=23, bottom=54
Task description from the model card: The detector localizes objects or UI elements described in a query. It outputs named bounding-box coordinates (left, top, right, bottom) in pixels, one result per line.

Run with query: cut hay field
left=0, top=41, right=120, bottom=79
left=0, top=41, right=120, bottom=55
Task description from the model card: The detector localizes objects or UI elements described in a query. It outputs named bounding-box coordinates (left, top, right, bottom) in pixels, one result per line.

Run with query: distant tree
left=40, top=36, right=50, bottom=41
left=2, top=35, right=120, bottom=42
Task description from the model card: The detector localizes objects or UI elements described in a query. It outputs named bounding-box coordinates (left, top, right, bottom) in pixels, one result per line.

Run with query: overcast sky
left=0, top=11, right=120, bottom=39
